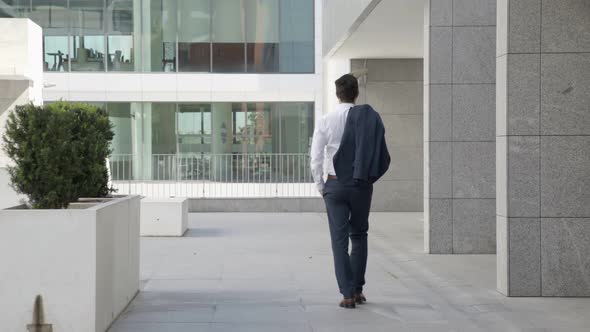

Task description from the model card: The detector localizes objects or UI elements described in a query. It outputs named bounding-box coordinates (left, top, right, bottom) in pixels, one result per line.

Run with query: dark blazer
left=333, top=104, right=390, bottom=185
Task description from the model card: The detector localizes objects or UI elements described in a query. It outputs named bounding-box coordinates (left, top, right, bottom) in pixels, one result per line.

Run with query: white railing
left=108, top=153, right=319, bottom=198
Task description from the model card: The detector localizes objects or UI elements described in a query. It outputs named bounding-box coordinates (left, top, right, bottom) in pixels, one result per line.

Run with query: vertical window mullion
left=209, top=0, right=213, bottom=72
left=176, top=0, right=179, bottom=72
left=243, top=0, right=247, bottom=73
left=104, top=0, right=107, bottom=72
left=277, top=0, right=281, bottom=73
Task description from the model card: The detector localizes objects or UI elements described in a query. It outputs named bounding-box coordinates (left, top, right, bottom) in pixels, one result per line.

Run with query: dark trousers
left=323, top=178, right=373, bottom=298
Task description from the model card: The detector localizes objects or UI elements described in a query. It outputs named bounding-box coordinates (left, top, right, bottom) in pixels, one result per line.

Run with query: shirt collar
left=336, top=103, right=355, bottom=112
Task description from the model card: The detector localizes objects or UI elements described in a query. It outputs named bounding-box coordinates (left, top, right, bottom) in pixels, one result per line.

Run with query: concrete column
left=133, top=0, right=142, bottom=71
left=497, top=0, right=590, bottom=296
left=211, top=103, right=233, bottom=181
left=424, top=0, right=497, bottom=254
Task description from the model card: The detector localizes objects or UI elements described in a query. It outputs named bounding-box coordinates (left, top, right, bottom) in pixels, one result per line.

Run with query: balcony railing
left=108, top=153, right=319, bottom=198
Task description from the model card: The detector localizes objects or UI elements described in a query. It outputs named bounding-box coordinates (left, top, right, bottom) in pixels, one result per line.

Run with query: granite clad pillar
left=424, top=0, right=497, bottom=254
left=497, top=0, right=590, bottom=296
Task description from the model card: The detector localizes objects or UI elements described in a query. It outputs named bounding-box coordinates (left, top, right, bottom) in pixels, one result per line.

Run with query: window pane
left=245, top=0, right=278, bottom=72
left=143, top=0, right=176, bottom=72
left=106, top=0, right=135, bottom=71
left=107, top=102, right=135, bottom=180
left=232, top=102, right=272, bottom=153
left=177, top=103, right=211, bottom=154
left=70, top=0, right=105, bottom=72
left=150, top=103, right=177, bottom=180
left=212, top=0, right=245, bottom=72
left=0, top=0, right=30, bottom=18
left=279, top=102, right=314, bottom=153
left=178, top=0, right=210, bottom=72
left=279, top=0, right=314, bottom=73
left=30, top=0, right=70, bottom=72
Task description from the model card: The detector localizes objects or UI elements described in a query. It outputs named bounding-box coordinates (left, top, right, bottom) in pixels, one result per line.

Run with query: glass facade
left=58, top=102, right=313, bottom=181
left=69, top=0, right=106, bottom=71
left=106, top=0, right=135, bottom=71
left=30, top=0, right=69, bottom=71
left=178, top=0, right=210, bottom=72
left=3, top=0, right=314, bottom=73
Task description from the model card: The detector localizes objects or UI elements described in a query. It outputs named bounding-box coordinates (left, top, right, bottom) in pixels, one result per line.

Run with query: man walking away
left=310, top=74, right=390, bottom=309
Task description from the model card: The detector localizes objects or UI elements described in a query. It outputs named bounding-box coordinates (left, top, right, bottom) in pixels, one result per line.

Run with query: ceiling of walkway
left=332, top=0, right=426, bottom=59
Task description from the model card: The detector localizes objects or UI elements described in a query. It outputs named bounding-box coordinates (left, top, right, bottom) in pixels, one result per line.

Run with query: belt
left=327, top=175, right=337, bottom=180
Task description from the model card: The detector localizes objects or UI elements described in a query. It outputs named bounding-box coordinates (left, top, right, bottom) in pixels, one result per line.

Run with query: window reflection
left=212, top=0, right=245, bottom=73
left=246, top=0, right=279, bottom=72
left=0, top=0, right=29, bottom=18
left=144, top=0, right=177, bottom=72
left=279, top=0, right=314, bottom=73
left=70, top=0, right=105, bottom=71
left=151, top=103, right=177, bottom=180
left=233, top=103, right=272, bottom=153
left=31, top=0, right=70, bottom=72
left=16, top=0, right=314, bottom=73
left=107, top=0, right=134, bottom=71
left=60, top=102, right=314, bottom=182
left=107, top=102, right=134, bottom=180
left=178, top=0, right=210, bottom=72
left=178, top=103, right=212, bottom=153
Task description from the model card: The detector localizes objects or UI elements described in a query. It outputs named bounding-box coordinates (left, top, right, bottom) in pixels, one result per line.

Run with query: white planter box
left=140, top=197, right=188, bottom=237
left=0, top=195, right=141, bottom=332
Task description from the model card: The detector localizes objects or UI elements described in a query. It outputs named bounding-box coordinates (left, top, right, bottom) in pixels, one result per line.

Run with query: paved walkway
left=109, top=213, right=590, bottom=332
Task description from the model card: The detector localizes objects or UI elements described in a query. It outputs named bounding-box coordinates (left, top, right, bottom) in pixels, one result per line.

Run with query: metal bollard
left=27, top=295, right=53, bottom=332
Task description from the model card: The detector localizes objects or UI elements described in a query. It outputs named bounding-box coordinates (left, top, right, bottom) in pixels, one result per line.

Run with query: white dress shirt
left=310, top=103, right=354, bottom=192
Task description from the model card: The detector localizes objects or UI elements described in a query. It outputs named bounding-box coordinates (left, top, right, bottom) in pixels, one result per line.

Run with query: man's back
left=310, top=102, right=354, bottom=191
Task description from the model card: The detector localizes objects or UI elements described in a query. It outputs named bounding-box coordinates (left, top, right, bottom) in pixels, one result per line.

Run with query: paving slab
left=109, top=212, right=590, bottom=332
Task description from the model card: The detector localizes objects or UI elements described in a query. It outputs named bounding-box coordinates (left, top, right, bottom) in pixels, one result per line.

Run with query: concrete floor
left=109, top=213, right=590, bottom=332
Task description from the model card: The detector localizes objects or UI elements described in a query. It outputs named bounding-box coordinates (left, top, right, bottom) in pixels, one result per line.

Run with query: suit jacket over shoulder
left=332, top=104, right=391, bottom=185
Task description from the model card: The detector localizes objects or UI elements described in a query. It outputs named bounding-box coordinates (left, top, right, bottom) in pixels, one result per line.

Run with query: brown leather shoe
left=354, top=293, right=367, bottom=304
left=339, top=298, right=356, bottom=309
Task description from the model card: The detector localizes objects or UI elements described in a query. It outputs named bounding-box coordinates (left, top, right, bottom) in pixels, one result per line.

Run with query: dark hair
left=335, top=74, right=359, bottom=103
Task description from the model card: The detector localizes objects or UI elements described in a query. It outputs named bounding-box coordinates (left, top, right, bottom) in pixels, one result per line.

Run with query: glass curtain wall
left=15, top=0, right=313, bottom=73
left=44, top=102, right=312, bottom=181
left=279, top=0, right=314, bottom=73
left=30, top=0, right=70, bottom=72
left=211, top=0, right=245, bottom=72
left=178, top=0, right=210, bottom=72
left=69, top=0, right=106, bottom=71
left=107, top=102, right=134, bottom=180
left=75, top=102, right=313, bottom=181
left=246, top=0, right=279, bottom=72
left=142, top=0, right=177, bottom=72
left=0, top=0, right=29, bottom=18
left=106, top=0, right=135, bottom=71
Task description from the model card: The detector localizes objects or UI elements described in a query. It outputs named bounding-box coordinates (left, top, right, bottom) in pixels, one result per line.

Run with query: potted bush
left=0, top=102, right=140, bottom=332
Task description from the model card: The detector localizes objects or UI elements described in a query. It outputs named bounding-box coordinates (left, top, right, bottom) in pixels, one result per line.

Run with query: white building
left=1, top=0, right=322, bottom=198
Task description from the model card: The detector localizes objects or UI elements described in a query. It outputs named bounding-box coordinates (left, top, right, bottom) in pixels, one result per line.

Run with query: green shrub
left=3, top=102, right=115, bottom=209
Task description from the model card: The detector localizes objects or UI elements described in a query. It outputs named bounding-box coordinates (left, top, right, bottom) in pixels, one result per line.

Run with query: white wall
left=322, top=0, right=380, bottom=56
left=0, top=167, right=24, bottom=209
left=332, top=0, right=425, bottom=59
left=0, top=19, right=43, bottom=168
left=0, top=18, right=43, bottom=88
left=0, top=19, right=43, bottom=207
left=0, top=208, right=96, bottom=332
left=0, top=196, right=140, bottom=332
left=322, top=58, right=351, bottom=116
left=43, top=73, right=322, bottom=105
